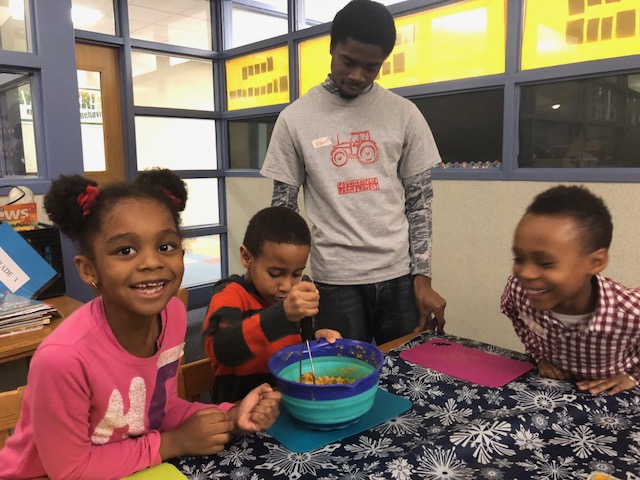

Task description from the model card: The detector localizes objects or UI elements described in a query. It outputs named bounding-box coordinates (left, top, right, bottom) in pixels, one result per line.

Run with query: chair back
left=0, top=386, right=25, bottom=449
left=176, top=287, right=188, bottom=310
left=177, top=358, right=214, bottom=402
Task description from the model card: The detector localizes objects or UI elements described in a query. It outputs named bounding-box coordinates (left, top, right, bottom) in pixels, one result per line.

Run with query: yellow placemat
left=587, top=473, right=621, bottom=480
left=122, top=463, right=187, bottom=479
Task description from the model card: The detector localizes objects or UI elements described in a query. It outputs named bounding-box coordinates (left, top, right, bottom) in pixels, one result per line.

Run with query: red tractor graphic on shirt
left=331, top=130, right=380, bottom=167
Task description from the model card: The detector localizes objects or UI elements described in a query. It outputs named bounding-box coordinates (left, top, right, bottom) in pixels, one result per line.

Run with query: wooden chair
left=177, top=358, right=214, bottom=402
left=0, top=386, right=25, bottom=449
left=176, top=287, right=188, bottom=310
left=377, top=332, right=421, bottom=353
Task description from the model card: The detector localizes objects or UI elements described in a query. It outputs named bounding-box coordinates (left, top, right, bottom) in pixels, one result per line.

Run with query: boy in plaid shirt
left=501, top=185, right=640, bottom=395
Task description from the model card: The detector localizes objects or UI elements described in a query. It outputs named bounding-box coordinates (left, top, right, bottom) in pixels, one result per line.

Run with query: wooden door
left=75, top=43, right=125, bottom=185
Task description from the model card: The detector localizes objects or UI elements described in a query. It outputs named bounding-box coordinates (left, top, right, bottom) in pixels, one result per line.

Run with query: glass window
left=0, top=72, right=37, bottom=177
left=228, top=115, right=276, bottom=169
left=298, top=35, right=330, bottom=97
left=131, top=51, right=214, bottom=110
left=412, top=89, right=504, bottom=169
left=522, top=0, right=640, bottom=70
left=77, top=70, right=106, bottom=172
left=383, top=0, right=506, bottom=88
left=71, top=0, right=116, bottom=35
left=297, top=0, right=404, bottom=30
left=182, top=234, right=221, bottom=287
left=127, top=0, right=212, bottom=50
left=135, top=117, right=217, bottom=170
left=225, top=46, right=289, bottom=110
left=182, top=178, right=219, bottom=227
left=0, top=0, right=31, bottom=52
left=227, top=0, right=287, bottom=49
left=519, top=73, right=640, bottom=168
left=298, top=0, right=506, bottom=95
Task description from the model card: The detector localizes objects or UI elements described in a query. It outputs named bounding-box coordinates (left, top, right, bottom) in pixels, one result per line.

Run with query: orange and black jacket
left=202, top=275, right=300, bottom=403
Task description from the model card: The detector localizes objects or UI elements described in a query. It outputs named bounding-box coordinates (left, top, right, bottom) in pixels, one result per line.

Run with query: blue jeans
left=315, top=274, right=419, bottom=344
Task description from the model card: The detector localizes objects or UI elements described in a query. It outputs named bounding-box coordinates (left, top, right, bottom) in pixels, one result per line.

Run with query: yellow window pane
left=522, top=0, right=640, bottom=70
left=381, top=0, right=506, bottom=88
left=298, top=0, right=506, bottom=96
left=299, top=35, right=331, bottom=96
left=225, top=46, right=290, bottom=111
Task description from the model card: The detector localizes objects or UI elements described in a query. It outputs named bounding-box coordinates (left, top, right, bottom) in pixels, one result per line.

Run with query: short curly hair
left=330, top=0, right=396, bottom=58
left=525, top=185, right=613, bottom=252
left=242, top=206, right=310, bottom=258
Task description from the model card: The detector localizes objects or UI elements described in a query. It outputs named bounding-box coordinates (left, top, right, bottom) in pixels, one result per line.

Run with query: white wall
left=226, top=177, right=640, bottom=353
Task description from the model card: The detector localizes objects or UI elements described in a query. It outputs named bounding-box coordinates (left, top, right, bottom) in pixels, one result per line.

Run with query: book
left=0, top=222, right=59, bottom=298
left=0, top=291, right=58, bottom=337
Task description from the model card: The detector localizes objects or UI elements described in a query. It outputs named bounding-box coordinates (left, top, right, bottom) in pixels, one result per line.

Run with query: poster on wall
left=225, top=45, right=290, bottom=111
left=522, top=0, right=640, bottom=70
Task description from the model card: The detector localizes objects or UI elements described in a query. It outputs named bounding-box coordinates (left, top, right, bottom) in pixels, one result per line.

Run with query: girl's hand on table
left=160, top=407, right=232, bottom=459
left=577, top=373, right=637, bottom=395
left=229, top=383, right=281, bottom=434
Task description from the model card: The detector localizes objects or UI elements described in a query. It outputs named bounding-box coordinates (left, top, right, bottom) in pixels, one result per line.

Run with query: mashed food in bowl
left=299, top=365, right=363, bottom=384
left=299, top=373, right=356, bottom=384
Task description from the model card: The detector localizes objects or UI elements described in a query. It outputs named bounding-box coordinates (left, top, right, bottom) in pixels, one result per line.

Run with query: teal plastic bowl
left=268, top=339, right=384, bottom=430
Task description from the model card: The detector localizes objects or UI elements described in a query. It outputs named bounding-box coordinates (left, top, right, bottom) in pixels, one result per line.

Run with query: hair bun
left=135, top=168, right=188, bottom=212
left=44, top=175, right=99, bottom=239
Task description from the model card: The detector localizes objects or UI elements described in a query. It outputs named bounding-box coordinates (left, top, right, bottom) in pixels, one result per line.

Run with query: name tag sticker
left=158, top=343, right=185, bottom=368
left=520, top=311, right=547, bottom=339
left=312, top=136, right=333, bottom=149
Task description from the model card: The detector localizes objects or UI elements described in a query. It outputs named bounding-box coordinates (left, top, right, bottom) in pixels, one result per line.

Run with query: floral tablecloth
left=171, top=332, right=640, bottom=479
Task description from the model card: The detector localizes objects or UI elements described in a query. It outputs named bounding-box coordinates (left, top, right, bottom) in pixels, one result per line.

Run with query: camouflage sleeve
left=403, top=169, right=433, bottom=278
left=271, top=180, right=300, bottom=212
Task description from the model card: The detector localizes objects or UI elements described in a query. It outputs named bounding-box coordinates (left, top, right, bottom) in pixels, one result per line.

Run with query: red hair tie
left=162, top=188, right=182, bottom=208
left=77, top=185, right=99, bottom=218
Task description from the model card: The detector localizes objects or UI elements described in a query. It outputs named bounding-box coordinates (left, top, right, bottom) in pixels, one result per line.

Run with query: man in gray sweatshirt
left=260, top=0, right=446, bottom=344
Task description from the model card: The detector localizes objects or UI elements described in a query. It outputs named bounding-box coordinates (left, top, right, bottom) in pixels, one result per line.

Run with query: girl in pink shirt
left=0, top=169, right=280, bottom=480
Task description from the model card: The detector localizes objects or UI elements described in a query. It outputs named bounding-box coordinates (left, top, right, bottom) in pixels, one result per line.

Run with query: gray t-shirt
left=261, top=83, right=441, bottom=284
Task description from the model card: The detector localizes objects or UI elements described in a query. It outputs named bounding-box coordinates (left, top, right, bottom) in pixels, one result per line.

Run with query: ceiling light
left=551, top=104, right=561, bottom=110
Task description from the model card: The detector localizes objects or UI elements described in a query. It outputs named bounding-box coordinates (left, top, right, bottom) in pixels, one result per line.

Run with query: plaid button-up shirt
left=501, top=274, right=640, bottom=383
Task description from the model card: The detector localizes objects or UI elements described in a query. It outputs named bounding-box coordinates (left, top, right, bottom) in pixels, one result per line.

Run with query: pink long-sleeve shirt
left=0, top=296, right=232, bottom=480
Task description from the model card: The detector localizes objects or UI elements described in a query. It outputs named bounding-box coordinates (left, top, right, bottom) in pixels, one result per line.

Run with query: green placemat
left=268, top=388, right=412, bottom=452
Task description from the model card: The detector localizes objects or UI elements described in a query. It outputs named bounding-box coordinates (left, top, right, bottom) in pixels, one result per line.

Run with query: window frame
left=222, top=0, right=640, bottom=183
left=118, top=2, right=228, bottom=306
